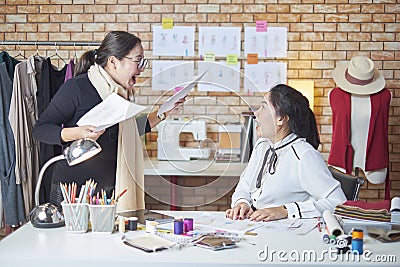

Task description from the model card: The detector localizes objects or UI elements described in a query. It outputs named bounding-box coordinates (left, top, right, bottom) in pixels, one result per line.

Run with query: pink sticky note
left=256, top=21, right=267, bottom=32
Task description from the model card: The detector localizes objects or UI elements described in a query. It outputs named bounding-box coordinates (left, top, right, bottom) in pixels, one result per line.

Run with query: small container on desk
left=89, top=204, right=117, bottom=234
left=61, top=201, right=89, bottom=233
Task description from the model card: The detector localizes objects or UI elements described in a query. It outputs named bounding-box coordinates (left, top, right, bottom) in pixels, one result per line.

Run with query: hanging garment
left=0, top=62, right=26, bottom=226
left=9, top=55, right=45, bottom=216
left=0, top=51, right=20, bottom=80
left=328, top=88, right=390, bottom=174
left=36, top=58, right=67, bottom=203
left=64, top=59, right=75, bottom=82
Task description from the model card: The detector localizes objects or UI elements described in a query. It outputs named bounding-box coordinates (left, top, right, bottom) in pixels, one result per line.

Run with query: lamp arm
left=35, top=155, right=65, bottom=206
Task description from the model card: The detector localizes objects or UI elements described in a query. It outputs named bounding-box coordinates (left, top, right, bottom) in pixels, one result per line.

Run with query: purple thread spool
left=174, top=220, right=183, bottom=235
left=183, top=218, right=193, bottom=232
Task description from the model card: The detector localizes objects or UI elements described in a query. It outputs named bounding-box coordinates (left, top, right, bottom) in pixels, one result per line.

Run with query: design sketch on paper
left=198, top=26, right=241, bottom=57
left=152, top=26, right=195, bottom=56
left=198, top=61, right=240, bottom=92
left=152, top=60, right=195, bottom=91
left=244, top=27, right=287, bottom=58
left=244, top=62, right=287, bottom=93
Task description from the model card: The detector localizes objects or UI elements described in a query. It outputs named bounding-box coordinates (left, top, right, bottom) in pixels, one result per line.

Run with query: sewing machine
left=157, top=119, right=211, bottom=161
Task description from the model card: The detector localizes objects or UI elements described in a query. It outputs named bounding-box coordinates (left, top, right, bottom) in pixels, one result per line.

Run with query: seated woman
left=226, top=84, right=346, bottom=222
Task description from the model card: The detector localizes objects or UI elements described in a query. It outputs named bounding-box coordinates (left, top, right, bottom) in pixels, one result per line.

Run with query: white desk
left=0, top=211, right=398, bottom=267
left=143, top=158, right=247, bottom=209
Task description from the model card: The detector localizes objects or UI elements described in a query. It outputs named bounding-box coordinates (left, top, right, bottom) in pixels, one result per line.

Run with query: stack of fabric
left=334, top=200, right=391, bottom=222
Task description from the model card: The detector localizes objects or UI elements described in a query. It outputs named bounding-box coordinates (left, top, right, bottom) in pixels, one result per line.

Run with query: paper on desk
left=194, top=212, right=265, bottom=234
left=157, top=69, right=208, bottom=116
left=77, top=93, right=148, bottom=132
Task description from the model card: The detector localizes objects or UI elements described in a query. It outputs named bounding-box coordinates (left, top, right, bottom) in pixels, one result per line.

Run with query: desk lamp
left=30, top=138, right=102, bottom=228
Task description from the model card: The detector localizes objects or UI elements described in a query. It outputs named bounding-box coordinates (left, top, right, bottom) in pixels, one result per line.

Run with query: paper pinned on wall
left=157, top=69, right=208, bottom=116
left=77, top=93, right=148, bottom=132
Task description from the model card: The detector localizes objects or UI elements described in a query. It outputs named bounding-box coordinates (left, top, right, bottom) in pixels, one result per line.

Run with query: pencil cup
left=89, top=204, right=116, bottom=234
left=61, top=201, right=89, bottom=233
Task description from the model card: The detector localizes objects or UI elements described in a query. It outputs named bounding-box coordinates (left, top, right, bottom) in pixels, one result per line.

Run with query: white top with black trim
left=231, top=133, right=346, bottom=219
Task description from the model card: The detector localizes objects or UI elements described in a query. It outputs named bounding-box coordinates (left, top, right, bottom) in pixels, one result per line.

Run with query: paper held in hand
left=77, top=93, right=148, bottom=132
left=157, top=69, right=208, bottom=116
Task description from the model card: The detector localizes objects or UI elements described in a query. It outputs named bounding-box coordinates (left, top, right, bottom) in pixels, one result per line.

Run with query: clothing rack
left=1, top=41, right=101, bottom=46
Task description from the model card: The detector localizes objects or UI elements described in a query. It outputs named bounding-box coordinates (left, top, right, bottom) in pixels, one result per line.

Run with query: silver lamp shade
left=30, top=138, right=102, bottom=228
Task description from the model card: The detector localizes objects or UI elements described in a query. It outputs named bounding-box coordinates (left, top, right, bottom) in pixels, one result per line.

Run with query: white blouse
left=231, top=133, right=346, bottom=219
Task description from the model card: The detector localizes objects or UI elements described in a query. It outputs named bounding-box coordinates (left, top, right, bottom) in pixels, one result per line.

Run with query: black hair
left=269, top=84, right=320, bottom=149
left=74, top=31, right=142, bottom=76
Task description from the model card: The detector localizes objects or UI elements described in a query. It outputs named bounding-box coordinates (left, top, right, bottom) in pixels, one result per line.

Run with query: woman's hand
left=165, top=97, right=186, bottom=116
left=61, top=126, right=105, bottom=142
left=225, top=202, right=253, bottom=220
left=248, top=206, right=288, bottom=222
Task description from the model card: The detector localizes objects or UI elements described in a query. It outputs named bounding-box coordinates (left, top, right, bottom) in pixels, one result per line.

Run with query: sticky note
left=204, top=52, right=216, bottom=62
left=247, top=54, right=258, bottom=64
left=226, top=54, right=238, bottom=65
left=256, top=20, right=267, bottom=32
left=162, top=18, right=174, bottom=29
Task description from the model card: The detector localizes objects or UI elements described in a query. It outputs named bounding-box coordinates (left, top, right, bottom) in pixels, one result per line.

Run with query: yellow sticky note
left=162, top=18, right=174, bottom=29
left=247, top=54, right=258, bottom=64
left=204, top=52, right=215, bottom=62
left=226, top=54, right=238, bottom=65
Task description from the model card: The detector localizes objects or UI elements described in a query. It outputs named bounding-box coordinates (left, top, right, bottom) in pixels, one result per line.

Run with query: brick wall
left=1, top=0, right=399, bottom=211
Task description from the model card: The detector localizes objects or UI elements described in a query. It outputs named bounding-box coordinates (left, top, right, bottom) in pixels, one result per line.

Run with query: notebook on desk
left=117, top=209, right=175, bottom=225
left=123, top=234, right=176, bottom=253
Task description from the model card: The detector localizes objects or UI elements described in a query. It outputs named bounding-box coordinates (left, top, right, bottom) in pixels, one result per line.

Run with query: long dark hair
left=269, top=84, right=320, bottom=149
left=74, top=31, right=142, bottom=76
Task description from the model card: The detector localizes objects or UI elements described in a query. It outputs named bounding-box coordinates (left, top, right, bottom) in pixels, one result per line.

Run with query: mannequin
left=328, top=56, right=391, bottom=198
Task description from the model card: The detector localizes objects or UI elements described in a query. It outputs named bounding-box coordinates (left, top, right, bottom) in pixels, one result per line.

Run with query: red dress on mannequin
left=328, top=87, right=391, bottom=199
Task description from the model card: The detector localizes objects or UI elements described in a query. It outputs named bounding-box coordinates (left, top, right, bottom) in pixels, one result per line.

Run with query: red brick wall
left=1, top=0, right=399, bottom=210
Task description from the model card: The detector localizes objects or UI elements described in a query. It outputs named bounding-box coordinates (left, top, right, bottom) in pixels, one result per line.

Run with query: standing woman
left=33, top=31, right=177, bottom=211
left=226, top=84, right=346, bottom=222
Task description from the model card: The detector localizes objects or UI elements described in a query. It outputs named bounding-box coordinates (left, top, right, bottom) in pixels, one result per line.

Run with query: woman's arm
left=248, top=148, right=346, bottom=222
left=284, top=149, right=346, bottom=219
left=33, top=79, right=104, bottom=144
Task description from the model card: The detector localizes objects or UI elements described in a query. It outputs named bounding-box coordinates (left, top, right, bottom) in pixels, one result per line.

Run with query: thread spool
left=148, top=221, right=158, bottom=234
left=118, top=216, right=125, bottom=234
left=127, top=217, right=138, bottom=231
left=183, top=218, right=194, bottom=232
left=174, top=219, right=183, bottom=235
left=352, top=229, right=363, bottom=239
left=351, top=229, right=363, bottom=254
left=352, top=238, right=363, bottom=254
left=145, top=218, right=155, bottom=233
left=322, top=234, right=330, bottom=244
left=329, top=235, right=337, bottom=245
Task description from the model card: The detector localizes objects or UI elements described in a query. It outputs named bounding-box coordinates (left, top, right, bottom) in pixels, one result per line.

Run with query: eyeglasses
left=123, top=56, right=149, bottom=69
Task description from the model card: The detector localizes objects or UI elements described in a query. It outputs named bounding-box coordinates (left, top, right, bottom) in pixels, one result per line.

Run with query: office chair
left=328, top=166, right=365, bottom=201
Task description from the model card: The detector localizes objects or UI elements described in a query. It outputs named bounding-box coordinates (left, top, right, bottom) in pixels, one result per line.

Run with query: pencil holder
left=89, top=204, right=117, bottom=234
left=61, top=201, right=90, bottom=233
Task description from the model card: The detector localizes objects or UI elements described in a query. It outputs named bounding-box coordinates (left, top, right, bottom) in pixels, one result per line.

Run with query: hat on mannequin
left=332, top=56, right=385, bottom=95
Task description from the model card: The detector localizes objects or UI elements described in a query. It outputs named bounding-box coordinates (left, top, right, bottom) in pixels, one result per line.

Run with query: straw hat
left=332, top=56, right=385, bottom=95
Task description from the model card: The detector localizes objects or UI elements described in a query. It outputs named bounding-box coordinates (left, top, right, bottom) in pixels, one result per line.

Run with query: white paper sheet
left=152, top=26, right=195, bottom=56
left=151, top=60, right=194, bottom=91
left=197, top=61, right=240, bottom=92
left=198, top=26, right=241, bottom=57
left=244, top=62, right=287, bottom=93
left=77, top=93, right=148, bottom=132
left=244, top=27, right=287, bottom=58
left=157, top=69, right=208, bottom=116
